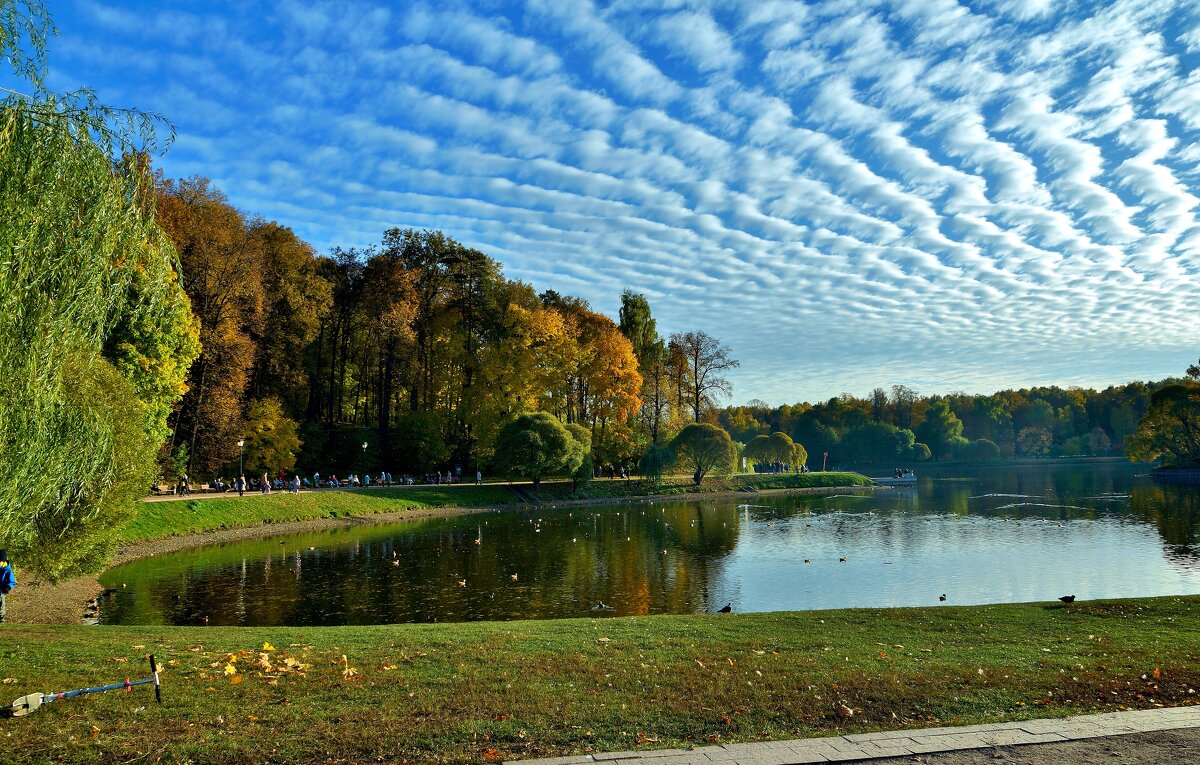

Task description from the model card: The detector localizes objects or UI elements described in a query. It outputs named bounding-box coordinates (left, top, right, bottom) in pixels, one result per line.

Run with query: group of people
left=751, top=462, right=809, bottom=474
left=892, top=468, right=914, bottom=478
left=164, top=466, right=488, bottom=498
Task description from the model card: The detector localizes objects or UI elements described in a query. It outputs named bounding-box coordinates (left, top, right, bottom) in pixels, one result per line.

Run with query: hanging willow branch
left=1, top=0, right=174, bottom=155
left=0, top=0, right=196, bottom=579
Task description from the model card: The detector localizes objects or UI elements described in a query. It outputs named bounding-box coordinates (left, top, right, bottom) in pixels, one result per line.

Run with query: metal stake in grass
left=3, top=655, right=161, bottom=717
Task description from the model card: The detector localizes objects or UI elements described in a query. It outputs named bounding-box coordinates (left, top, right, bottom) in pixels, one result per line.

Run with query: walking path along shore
left=508, top=706, right=1200, bottom=765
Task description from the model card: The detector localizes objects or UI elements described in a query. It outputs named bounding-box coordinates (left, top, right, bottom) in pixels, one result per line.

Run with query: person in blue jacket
left=0, top=549, right=15, bottom=623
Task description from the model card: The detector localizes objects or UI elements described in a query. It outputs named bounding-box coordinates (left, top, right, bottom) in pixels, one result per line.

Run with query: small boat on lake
left=872, top=473, right=917, bottom=486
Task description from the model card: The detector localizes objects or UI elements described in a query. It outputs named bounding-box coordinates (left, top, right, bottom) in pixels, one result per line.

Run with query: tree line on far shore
left=720, top=379, right=1174, bottom=467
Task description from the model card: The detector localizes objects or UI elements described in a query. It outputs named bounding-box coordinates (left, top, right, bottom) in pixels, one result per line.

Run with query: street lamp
left=237, top=439, right=245, bottom=477
left=362, top=442, right=368, bottom=473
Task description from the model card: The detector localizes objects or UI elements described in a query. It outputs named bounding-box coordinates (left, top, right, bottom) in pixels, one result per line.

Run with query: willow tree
left=0, top=1, right=199, bottom=578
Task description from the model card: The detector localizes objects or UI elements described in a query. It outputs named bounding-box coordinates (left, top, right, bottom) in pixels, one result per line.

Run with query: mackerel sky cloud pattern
left=40, top=0, right=1200, bottom=403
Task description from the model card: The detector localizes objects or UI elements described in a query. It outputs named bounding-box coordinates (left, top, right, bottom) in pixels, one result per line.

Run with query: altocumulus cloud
left=27, top=0, right=1200, bottom=403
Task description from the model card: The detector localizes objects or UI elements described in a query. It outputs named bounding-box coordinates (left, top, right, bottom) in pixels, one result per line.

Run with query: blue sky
left=23, top=0, right=1200, bottom=405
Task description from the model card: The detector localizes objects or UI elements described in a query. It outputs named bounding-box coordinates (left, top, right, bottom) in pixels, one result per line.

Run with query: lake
left=98, top=462, right=1200, bottom=626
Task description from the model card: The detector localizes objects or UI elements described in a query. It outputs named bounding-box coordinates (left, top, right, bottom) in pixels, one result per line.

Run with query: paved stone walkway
left=507, top=706, right=1200, bottom=765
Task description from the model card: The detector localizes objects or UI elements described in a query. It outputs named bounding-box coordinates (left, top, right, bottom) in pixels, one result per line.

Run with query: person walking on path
left=261, top=473, right=271, bottom=494
left=0, top=550, right=16, bottom=624
left=237, top=475, right=245, bottom=496
left=475, top=469, right=482, bottom=485
left=293, top=475, right=301, bottom=494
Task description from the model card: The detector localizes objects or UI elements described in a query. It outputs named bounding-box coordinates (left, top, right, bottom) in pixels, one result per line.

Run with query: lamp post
left=362, top=441, right=368, bottom=474
left=237, top=439, right=245, bottom=477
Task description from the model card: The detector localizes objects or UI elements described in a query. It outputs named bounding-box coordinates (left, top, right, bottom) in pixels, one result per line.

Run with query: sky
left=20, top=0, right=1200, bottom=405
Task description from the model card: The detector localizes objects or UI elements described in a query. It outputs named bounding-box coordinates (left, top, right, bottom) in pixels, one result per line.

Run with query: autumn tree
left=241, top=398, right=301, bottom=476
left=156, top=176, right=265, bottom=476
left=670, top=330, right=739, bottom=421
left=247, top=221, right=332, bottom=417
left=1017, top=427, right=1052, bottom=456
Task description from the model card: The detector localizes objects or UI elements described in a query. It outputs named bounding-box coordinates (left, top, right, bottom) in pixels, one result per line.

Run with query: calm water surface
left=98, top=463, right=1200, bottom=626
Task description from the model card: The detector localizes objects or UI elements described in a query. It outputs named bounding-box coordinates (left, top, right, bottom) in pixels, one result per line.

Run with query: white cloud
left=54, top=0, right=1200, bottom=403
left=648, top=11, right=742, bottom=72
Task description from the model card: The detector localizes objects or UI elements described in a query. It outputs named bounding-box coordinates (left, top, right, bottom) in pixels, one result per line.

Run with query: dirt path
left=869, top=727, right=1200, bottom=764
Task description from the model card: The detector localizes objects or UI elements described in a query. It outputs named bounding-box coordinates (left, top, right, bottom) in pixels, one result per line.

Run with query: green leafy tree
left=241, top=399, right=301, bottom=476
left=639, top=443, right=672, bottom=486
left=670, top=423, right=734, bottom=485
left=565, top=423, right=592, bottom=492
left=0, top=2, right=199, bottom=578
left=1127, top=382, right=1200, bottom=467
left=1015, top=400, right=1055, bottom=432
left=166, top=444, right=189, bottom=481
left=915, top=400, right=964, bottom=460
left=839, top=422, right=917, bottom=464
left=744, top=431, right=800, bottom=469
left=962, top=438, right=1001, bottom=461
left=743, top=434, right=775, bottom=468
left=790, top=442, right=808, bottom=470
left=494, top=412, right=574, bottom=489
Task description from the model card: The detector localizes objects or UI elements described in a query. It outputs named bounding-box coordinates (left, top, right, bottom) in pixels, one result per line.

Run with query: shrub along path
left=2, top=597, right=1198, bottom=764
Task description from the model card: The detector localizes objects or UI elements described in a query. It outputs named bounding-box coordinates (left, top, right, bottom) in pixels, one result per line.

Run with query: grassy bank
left=127, top=473, right=872, bottom=543
left=126, top=485, right=519, bottom=541
left=2, top=597, right=1198, bottom=763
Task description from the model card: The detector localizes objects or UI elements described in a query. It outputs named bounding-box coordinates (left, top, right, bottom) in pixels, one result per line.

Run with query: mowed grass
left=126, top=485, right=519, bottom=541
left=126, top=473, right=872, bottom=543
left=3, top=597, right=1199, bottom=764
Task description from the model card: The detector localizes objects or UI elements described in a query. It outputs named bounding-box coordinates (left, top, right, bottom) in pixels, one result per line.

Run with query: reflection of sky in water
left=723, top=510, right=1189, bottom=612
left=100, top=463, right=1200, bottom=626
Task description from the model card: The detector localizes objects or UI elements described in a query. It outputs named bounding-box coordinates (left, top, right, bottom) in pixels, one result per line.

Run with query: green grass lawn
left=3, top=597, right=1198, bottom=763
left=125, top=485, right=519, bottom=541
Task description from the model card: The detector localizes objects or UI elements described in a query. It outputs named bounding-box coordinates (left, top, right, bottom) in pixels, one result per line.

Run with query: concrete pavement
left=507, top=706, right=1200, bottom=765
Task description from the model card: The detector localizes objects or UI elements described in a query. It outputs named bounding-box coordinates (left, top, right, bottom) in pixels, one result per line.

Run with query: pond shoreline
left=9, top=482, right=879, bottom=625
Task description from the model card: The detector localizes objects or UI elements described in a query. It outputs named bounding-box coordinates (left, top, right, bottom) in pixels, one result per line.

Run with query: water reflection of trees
left=102, top=505, right=743, bottom=626
left=1128, top=481, right=1200, bottom=565
left=98, top=465, right=1198, bottom=626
